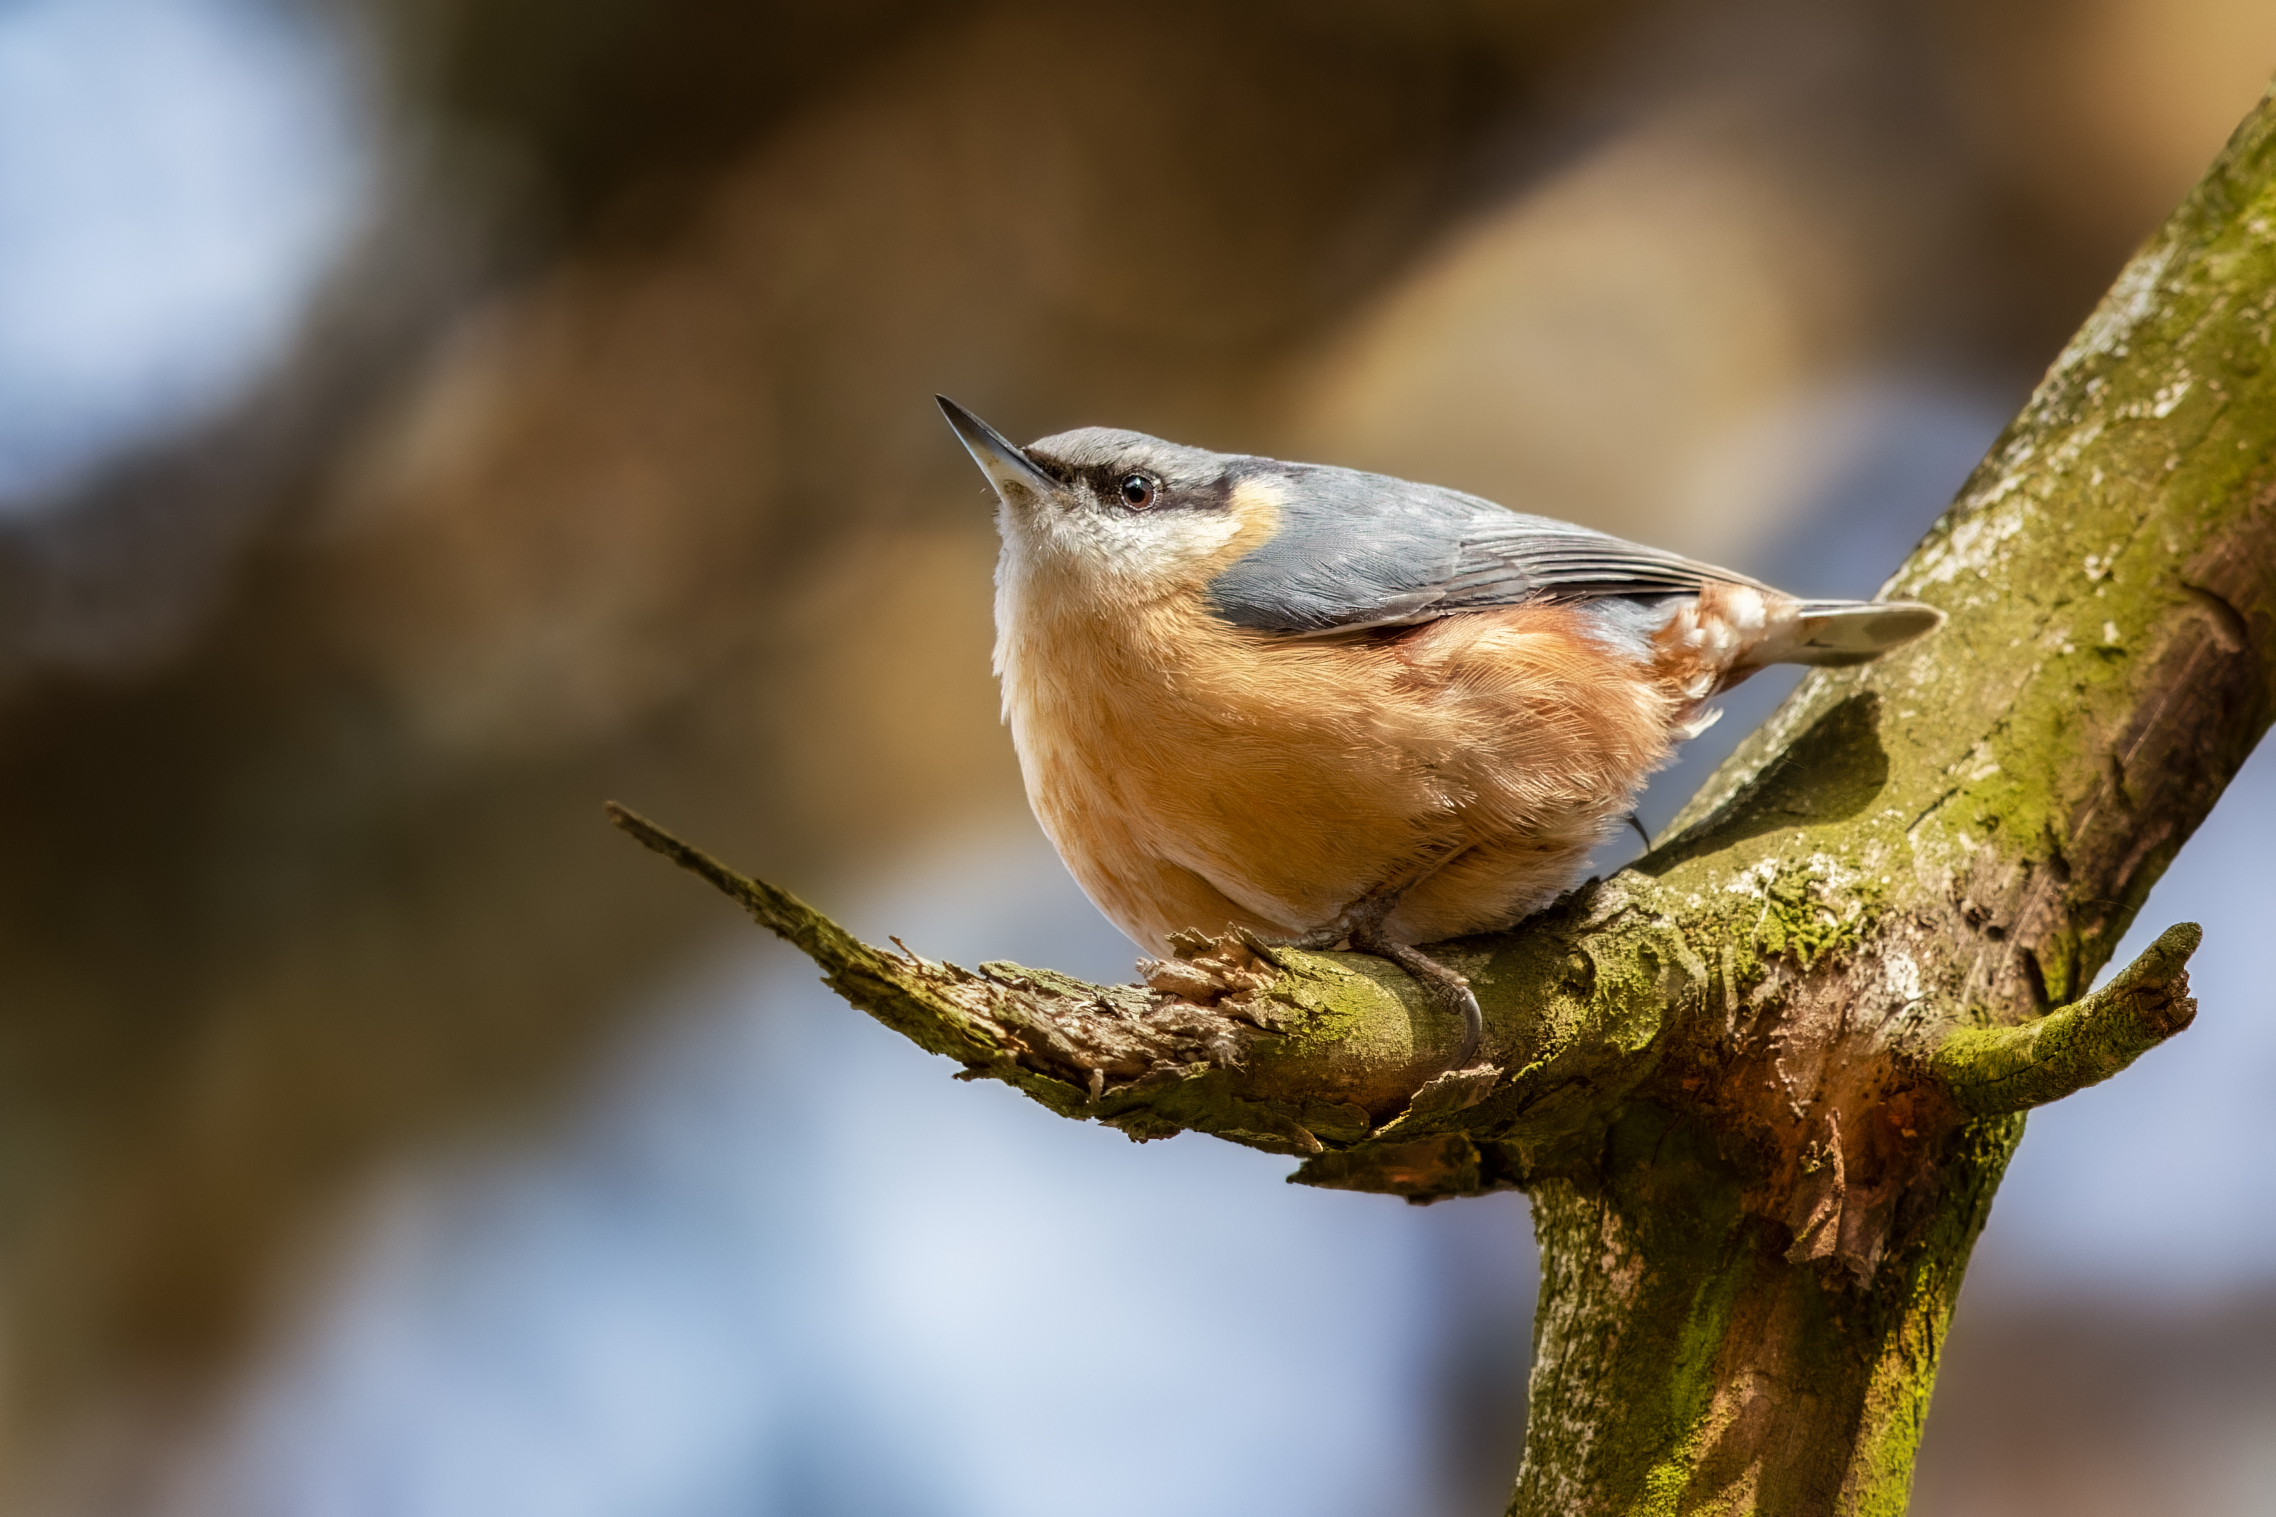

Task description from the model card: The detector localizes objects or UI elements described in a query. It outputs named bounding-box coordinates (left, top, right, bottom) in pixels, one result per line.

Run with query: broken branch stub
left=1930, top=921, right=2202, bottom=1117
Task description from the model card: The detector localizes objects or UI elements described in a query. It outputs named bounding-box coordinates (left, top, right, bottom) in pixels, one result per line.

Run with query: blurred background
left=1, top=0, right=2273, bottom=1512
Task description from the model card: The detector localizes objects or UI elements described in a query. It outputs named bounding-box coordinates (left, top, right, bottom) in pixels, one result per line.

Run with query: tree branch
left=609, top=800, right=1408, bottom=1149
left=1930, top=920, right=2201, bottom=1116
left=608, top=798, right=1711, bottom=1178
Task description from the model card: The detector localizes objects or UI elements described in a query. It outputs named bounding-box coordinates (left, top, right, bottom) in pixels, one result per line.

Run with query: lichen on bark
left=610, top=79, right=2276, bottom=1517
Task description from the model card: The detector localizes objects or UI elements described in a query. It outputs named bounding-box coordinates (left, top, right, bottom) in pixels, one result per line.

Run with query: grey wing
left=1204, top=464, right=1763, bottom=635
left=1433, top=520, right=1764, bottom=610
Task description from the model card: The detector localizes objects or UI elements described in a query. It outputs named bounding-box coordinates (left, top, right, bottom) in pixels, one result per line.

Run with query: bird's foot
left=1288, top=889, right=1483, bottom=1073
left=1347, top=924, right=1484, bottom=1073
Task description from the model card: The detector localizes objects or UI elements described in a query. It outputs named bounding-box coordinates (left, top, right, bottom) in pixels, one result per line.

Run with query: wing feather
left=1204, top=461, right=1766, bottom=636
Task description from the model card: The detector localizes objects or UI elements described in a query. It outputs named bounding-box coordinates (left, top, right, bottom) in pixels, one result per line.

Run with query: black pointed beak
left=936, top=395, right=1061, bottom=505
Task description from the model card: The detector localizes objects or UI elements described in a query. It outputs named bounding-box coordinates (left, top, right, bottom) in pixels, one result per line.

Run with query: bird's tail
left=1753, top=599, right=1945, bottom=668
left=1651, top=583, right=1945, bottom=701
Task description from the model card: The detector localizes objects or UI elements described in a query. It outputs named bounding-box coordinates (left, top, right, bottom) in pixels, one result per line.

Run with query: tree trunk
left=610, top=79, right=2276, bottom=1516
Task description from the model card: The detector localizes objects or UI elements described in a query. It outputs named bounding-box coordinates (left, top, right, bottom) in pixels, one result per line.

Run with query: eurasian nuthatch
left=938, top=396, right=1940, bottom=1069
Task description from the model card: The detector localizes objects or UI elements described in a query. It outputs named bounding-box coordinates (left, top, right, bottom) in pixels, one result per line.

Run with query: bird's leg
left=1290, top=887, right=1484, bottom=1072
left=1287, top=890, right=1394, bottom=952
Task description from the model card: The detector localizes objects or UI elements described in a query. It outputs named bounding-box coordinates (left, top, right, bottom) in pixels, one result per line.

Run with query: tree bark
left=609, top=78, right=2276, bottom=1517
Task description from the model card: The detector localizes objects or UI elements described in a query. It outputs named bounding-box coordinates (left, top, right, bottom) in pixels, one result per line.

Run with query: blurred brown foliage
left=1, top=0, right=2271, bottom=1505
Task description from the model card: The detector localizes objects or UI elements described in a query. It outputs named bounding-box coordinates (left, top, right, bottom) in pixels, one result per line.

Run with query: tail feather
left=1764, top=600, right=1945, bottom=668
left=1651, top=584, right=1946, bottom=702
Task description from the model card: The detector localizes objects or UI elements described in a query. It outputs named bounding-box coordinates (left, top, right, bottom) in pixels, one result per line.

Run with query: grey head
left=935, top=395, right=1762, bottom=635
left=937, top=395, right=1261, bottom=597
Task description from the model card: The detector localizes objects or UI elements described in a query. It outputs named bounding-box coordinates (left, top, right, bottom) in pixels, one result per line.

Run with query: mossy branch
left=605, top=801, right=1033, bottom=1073
left=1930, top=921, right=2202, bottom=1117
left=608, top=800, right=1432, bottom=1152
left=608, top=799, right=1698, bottom=1177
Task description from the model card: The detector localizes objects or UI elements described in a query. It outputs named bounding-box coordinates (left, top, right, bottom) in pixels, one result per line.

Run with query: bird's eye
left=1118, top=473, right=1158, bottom=510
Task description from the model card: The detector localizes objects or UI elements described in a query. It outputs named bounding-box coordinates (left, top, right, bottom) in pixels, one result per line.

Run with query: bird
left=937, top=396, right=1941, bottom=1071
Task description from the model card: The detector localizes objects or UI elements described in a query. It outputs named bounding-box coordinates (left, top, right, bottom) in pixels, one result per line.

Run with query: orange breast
left=1001, top=585, right=1685, bottom=952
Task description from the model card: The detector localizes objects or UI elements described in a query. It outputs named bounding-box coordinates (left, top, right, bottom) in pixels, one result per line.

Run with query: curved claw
left=1352, top=929, right=1485, bottom=1073
left=1448, top=979, right=1483, bottom=1070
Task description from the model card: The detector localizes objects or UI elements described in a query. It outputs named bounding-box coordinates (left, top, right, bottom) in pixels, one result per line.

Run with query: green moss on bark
left=1932, top=922, right=2200, bottom=1116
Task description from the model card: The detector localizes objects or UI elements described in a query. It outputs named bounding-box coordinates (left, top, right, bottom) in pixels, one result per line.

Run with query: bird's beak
left=936, top=395, right=1061, bottom=507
